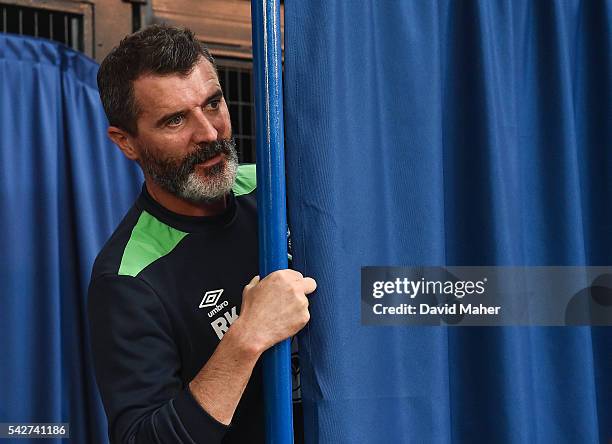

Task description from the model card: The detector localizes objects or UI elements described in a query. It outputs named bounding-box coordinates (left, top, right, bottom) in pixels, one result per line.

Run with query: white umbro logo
left=199, top=289, right=224, bottom=308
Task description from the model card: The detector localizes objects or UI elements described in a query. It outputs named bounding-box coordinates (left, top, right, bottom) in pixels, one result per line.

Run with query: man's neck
left=145, top=178, right=228, bottom=217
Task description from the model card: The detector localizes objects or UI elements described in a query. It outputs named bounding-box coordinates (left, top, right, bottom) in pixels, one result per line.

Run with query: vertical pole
left=250, top=1, right=293, bottom=444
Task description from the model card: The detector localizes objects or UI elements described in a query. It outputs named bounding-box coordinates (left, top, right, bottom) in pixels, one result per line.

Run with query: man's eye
left=166, top=115, right=184, bottom=126
left=207, top=100, right=220, bottom=111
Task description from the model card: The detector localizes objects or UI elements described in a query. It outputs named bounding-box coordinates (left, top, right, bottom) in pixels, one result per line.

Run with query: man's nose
left=192, top=109, right=218, bottom=143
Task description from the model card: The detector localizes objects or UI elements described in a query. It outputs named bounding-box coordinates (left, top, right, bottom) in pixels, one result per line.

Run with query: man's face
left=129, top=59, right=237, bottom=204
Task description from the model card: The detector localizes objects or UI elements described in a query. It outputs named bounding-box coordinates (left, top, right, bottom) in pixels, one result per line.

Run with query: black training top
left=88, top=165, right=265, bottom=444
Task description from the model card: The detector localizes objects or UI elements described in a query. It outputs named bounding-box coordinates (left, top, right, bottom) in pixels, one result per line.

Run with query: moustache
left=182, top=139, right=236, bottom=171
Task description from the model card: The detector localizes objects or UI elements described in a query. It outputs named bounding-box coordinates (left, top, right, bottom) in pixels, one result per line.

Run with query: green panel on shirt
left=233, top=164, right=257, bottom=196
left=118, top=211, right=188, bottom=277
left=119, top=164, right=255, bottom=277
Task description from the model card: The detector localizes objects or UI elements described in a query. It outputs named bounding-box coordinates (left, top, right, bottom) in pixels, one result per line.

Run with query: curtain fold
left=284, top=1, right=612, bottom=442
left=0, top=34, right=142, bottom=443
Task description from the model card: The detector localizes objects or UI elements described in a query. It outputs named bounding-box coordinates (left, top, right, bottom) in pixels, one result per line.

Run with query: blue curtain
left=0, top=34, right=142, bottom=443
left=284, top=1, right=612, bottom=443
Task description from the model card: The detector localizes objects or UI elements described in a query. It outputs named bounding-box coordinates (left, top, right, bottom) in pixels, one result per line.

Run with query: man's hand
left=235, top=270, right=317, bottom=354
left=189, top=269, right=316, bottom=426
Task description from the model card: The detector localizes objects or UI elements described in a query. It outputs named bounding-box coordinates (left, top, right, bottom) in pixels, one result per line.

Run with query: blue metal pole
left=250, top=0, right=293, bottom=443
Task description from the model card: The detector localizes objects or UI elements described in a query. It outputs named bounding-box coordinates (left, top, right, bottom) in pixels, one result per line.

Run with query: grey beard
left=141, top=138, right=239, bottom=204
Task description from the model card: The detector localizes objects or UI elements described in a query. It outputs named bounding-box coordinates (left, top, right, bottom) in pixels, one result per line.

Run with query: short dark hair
left=97, top=24, right=216, bottom=135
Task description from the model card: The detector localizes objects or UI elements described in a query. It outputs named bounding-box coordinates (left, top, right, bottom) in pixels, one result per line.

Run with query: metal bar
left=64, top=14, right=68, bottom=44
left=71, top=17, right=79, bottom=51
left=1, top=7, right=6, bottom=33
left=34, top=11, right=38, bottom=37
left=224, top=67, right=230, bottom=101
left=18, top=8, right=22, bottom=34
left=131, top=3, right=141, bottom=33
left=237, top=68, right=244, bottom=162
left=250, top=71, right=256, bottom=161
left=251, top=0, right=293, bottom=443
left=49, top=12, right=53, bottom=39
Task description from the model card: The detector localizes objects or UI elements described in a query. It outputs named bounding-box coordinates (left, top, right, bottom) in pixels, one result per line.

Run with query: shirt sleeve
left=88, top=274, right=229, bottom=444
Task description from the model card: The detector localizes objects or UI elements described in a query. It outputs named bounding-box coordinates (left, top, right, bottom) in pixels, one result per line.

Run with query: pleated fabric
left=0, top=34, right=142, bottom=443
left=283, top=1, right=612, bottom=442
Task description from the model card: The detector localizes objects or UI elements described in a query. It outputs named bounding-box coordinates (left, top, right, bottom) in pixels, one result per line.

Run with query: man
left=88, top=24, right=315, bottom=444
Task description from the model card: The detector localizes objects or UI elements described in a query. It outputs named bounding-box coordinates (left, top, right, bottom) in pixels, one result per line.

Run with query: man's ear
left=107, top=126, right=140, bottom=161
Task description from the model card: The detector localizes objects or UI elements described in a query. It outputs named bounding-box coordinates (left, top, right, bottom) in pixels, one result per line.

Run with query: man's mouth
left=197, top=153, right=224, bottom=168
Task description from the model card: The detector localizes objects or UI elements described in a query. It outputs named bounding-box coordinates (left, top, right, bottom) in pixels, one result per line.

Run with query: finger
left=283, top=269, right=304, bottom=280
left=269, top=269, right=303, bottom=281
left=246, top=275, right=260, bottom=288
left=301, top=277, right=317, bottom=294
